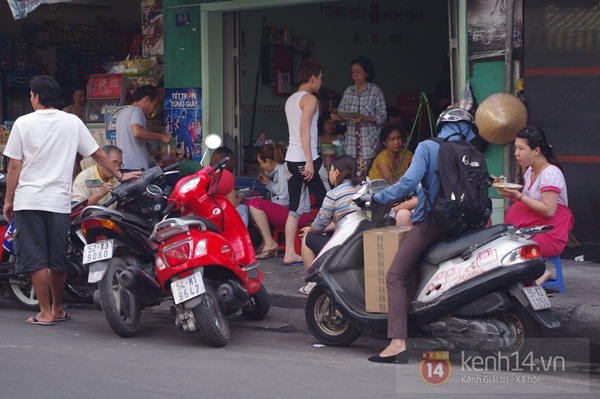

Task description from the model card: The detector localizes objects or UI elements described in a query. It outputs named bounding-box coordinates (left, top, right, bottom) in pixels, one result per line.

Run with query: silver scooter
left=304, top=179, right=559, bottom=363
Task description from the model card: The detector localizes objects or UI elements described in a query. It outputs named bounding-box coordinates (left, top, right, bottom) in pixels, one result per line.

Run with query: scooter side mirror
left=146, top=185, right=163, bottom=197
left=204, top=133, right=222, bottom=150
left=200, top=133, right=223, bottom=165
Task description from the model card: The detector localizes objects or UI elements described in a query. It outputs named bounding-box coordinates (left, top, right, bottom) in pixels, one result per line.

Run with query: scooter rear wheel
left=193, top=284, right=230, bottom=347
left=488, top=299, right=541, bottom=369
left=98, top=257, right=141, bottom=338
left=241, top=284, right=270, bottom=320
left=305, top=285, right=361, bottom=347
left=65, top=256, right=94, bottom=304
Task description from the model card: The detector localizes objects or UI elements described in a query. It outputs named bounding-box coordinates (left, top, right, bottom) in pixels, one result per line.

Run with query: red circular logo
left=419, top=352, right=452, bottom=385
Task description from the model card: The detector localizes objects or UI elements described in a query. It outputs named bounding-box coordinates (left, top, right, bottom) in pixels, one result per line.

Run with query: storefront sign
left=318, top=2, right=424, bottom=24
left=164, top=88, right=202, bottom=161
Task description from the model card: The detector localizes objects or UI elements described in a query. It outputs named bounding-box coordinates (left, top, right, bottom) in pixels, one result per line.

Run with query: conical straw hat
left=475, top=93, right=528, bottom=145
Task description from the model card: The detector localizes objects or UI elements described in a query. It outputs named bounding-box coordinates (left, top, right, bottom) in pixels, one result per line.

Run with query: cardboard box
left=364, top=226, right=412, bottom=313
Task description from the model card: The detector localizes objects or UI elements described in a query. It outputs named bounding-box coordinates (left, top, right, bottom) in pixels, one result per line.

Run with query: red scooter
left=119, top=135, right=270, bottom=347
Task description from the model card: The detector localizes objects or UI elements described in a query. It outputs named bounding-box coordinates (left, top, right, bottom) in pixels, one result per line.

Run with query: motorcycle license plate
left=171, top=271, right=205, bottom=305
left=522, top=286, right=551, bottom=311
left=82, top=239, right=114, bottom=264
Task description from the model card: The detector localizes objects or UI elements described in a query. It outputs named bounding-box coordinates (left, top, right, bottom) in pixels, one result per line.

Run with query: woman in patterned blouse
left=331, top=56, right=387, bottom=178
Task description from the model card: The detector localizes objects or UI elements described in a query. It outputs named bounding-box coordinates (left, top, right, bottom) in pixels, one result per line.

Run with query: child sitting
left=298, top=155, right=361, bottom=295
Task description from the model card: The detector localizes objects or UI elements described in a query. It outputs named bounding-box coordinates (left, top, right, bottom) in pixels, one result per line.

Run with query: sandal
left=256, top=248, right=279, bottom=259
left=298, top=282, right=316, bottom=295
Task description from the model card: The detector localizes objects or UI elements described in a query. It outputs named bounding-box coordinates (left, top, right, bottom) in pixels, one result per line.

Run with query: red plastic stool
left=271, top=206, right=319, bottom=254
left=272, top=226, right=301, bottom=254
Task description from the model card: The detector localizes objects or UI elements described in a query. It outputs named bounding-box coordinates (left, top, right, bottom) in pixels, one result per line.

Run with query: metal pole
left=503, top=0, right=516, bottom=211
left=248, top=17, right=266, bottom=146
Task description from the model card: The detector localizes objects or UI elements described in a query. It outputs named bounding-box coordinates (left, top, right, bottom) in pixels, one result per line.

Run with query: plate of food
left=334, top=110, right=358, bottom=120
left=492, top=182, right=523, bottom=190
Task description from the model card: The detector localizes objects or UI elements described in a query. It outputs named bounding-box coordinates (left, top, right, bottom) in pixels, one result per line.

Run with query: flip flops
left=282, top=260, right=303, bottom=266
left=25, top=316, right=54, bottom=326
left=54, top=311, right=72, bottom=322
left=25, top=311, right=71, bottom=325
left=298, top=282, right=316, bottom=295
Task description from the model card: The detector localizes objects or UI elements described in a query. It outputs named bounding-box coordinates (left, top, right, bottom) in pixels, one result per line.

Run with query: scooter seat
left=121, top=212, right=153, bottom=229
left=422, top=224, right=511, bottom=265
left=178, top=216, right=220, bottom=233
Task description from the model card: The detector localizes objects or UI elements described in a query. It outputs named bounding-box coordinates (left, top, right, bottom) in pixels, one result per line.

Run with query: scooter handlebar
left=353, top=194, right=375, bottom=209
left=213, top=156, right=229, bottom=172
left=163, top=202, right=176, bottom=216
left=103, top=195, right=118, bottom=208
left=162, top=162, right=180, bottom=173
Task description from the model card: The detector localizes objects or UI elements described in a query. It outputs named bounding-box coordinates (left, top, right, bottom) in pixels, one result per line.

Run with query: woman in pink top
left=496, top=126, right=574, bottom=286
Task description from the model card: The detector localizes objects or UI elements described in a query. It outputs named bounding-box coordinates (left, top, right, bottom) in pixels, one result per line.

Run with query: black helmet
left=436, top=107, right=478, bottom=134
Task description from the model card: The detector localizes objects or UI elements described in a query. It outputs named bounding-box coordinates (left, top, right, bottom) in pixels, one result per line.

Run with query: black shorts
left=305, top=231, right=332, bottom=255
left=14, top=210, right=70, bottom=273
left=286, top=158, right=330, bottom=217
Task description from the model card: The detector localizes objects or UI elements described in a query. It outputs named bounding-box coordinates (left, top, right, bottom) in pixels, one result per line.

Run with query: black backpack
left=426, top=134, right=492, bottom=240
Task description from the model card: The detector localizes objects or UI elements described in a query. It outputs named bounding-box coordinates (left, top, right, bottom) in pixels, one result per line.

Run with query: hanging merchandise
left=460, top=81, right=474, bottom=112
left=274, top=45, right=292, bottom=95
left=6, top=0, right=69, bottom=20
left=475, top=93, right=527, bottom=145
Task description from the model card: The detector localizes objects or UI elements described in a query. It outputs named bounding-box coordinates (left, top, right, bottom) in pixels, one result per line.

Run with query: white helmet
left=436, top=108, right=478, bottom=134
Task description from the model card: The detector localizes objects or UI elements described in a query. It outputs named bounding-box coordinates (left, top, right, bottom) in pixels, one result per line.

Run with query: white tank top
left=285, top=91, right=319, bottom=162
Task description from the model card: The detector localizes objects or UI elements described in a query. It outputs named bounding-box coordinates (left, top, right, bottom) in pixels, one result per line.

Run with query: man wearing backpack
left=367, top=107, right=486, bottom=364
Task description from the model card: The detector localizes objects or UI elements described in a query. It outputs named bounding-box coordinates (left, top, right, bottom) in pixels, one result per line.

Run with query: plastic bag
left=6, top=0, right=63, bottom=20
left=460, top=81, right=474, bottom=112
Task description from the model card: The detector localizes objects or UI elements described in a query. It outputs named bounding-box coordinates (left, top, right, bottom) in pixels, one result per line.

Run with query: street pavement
left=2, top=256, right=599, bottom=364
left=254, top=255, right=600, bottom=363
left=0, top=304, right=596, bottom=399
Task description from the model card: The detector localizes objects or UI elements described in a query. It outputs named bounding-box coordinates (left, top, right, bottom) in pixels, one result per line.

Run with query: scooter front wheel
left=193, top=284, right=230, bottom=347
left=8, top=258, right=39, bottom=310
left=98, top=257, right=141, bottom=338
left=305, top=285, right=361, bottom=347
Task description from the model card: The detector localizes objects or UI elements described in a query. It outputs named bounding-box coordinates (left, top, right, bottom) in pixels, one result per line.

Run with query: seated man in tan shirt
left=72, top=145, right=136, bottom=207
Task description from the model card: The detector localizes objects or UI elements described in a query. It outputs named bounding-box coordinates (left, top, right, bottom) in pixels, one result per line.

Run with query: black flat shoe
left=368, top=350, right=410, bottom=364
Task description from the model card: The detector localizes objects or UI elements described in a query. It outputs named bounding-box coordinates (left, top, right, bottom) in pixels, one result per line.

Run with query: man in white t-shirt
left=283, top=58, right=330, bottom=265
left=2, top=76, right=140, bottom=326
left=116, top=85, right=171, bottom=170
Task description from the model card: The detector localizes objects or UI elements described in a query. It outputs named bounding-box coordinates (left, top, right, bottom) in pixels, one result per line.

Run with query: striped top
left=310, top=181, right=359, bottom=233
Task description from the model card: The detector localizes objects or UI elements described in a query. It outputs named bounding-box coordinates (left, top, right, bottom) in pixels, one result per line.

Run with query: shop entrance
left=204, top=0, right=461, bottom=176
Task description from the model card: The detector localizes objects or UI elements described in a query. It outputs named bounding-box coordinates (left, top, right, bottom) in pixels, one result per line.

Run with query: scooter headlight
left=501, top=245, right=541, bottom=266
left=180, top=177, right=200, bottom=193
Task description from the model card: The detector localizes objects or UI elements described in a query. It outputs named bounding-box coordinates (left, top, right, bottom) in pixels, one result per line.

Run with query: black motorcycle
left=81, top=164, right=179, bottom=337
